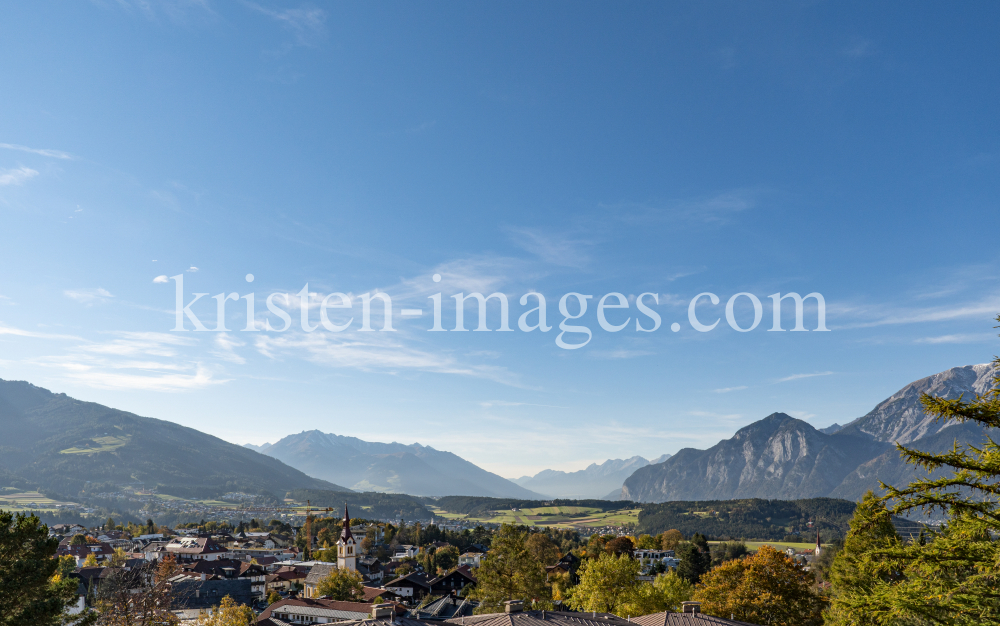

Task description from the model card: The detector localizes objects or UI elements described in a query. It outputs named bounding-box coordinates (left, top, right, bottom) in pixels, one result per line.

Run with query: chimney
left=681, top=602, right=701, bottom=614
left=505, top=600, right=524, bottom=614
left=372, top=603, right=394, bottom=619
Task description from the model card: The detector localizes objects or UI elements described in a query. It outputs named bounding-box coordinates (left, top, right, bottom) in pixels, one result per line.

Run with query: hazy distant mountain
left=622, top=364, right=997, bottom=503
left=0, top=379, right=346, bottom=498
left=818, top=423, right=843, bottom=434
left=249, top=430, right=544, bottom=499
left=512, top=454, right=672, bottom=499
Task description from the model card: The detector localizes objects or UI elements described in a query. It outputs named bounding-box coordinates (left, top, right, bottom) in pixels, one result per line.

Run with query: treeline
left=287, top=489, right=433, bottom=520
left=637, top=498, right=857, bottom=541
left=434, top=496, right=634, bottom=516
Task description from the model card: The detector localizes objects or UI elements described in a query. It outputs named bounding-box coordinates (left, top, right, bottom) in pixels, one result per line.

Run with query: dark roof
left=444, top=610, right=632, bottom=626
left=170, top=578, right=254, bottom=610
left=630, top=612, right=760, bottom=626
left=386, top=572, right=433, bottom=589
left=410, top=595, right=477, bottom=620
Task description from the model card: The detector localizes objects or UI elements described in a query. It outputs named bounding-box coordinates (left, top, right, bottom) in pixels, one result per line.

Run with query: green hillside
left=0, top=379, right=348, bottom=499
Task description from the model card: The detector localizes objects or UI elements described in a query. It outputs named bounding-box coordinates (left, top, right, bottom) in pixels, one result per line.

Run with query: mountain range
left=245, top=431, right=544, bottom=499
left=0, top=379, right=346, bottom=499
left=510, top=455, right=672, bottom=499
left=621, top=364, right=997, bottom=502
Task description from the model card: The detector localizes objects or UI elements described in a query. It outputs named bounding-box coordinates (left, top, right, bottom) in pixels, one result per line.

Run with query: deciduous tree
left=567, top=552, right=640, bottom=615
left=316, top=567, right=364, bottom=601
left=469, top=524, right=551, bottom=613
left=695, top=544, right=825, bottom=626
left=194, top=595, right=255, bottom=626
left=659, top=529, right=683, bottom=552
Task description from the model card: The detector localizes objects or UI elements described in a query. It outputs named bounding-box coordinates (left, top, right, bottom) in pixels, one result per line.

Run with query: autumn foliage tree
left=694, top=544, right=825, bottom=626
left=316, top=568, right=364, bottom=601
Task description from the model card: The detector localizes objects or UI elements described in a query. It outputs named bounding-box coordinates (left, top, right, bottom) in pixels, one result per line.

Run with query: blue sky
left=1, top=1, right=998, bottom=477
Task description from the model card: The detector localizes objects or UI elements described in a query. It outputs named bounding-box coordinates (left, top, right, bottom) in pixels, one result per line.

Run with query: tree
left=105, top=517, right=115, bottom=530
left=635, top=534, right=658, bottom=550
left=695, top=544, right=825, bottom=626
left=94, top=554, right=179, bottom=626
left=435, top=545, right=461, bottom=571
left=194, top=595, right=255, bottom=626
left=83, top=553, right=99, bottom=567
left=828, top=327, right=1000, bottom=625
left=585, top=534, right=608, bottom=558
left=525, top=533, right=560, bottom=566
left=622, top=571, right=693, bottom=616
left=316, top=567, right=364, bottom=600
left=675, top=534, right=711, bottom=584
left=605, top=536, right=635, bottom=558
left=469, top=524, right=551, bottom=613
left=825, top=492, right=906, bottom=626
left=659, top=529, right=683, bottom=551
left=567, top=552, right=640, bottom=615
left=71, top=533, right=89, bottom=546
left=266, top=590, right=282, bottom=605
left=710, top=541, right=749, bottom=567
left=0, top=512, right=97, bottom=626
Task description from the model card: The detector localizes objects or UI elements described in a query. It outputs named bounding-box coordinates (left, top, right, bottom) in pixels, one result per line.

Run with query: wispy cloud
left=787, top=410, right=817, bottom=420
left=775, top=371, right=834, bottom=383
left=244, top=2, right=326, bottom=45
left=914, top=333, right=997, bottom=345
left=253, top=330, right=527, bottom=387
left=712, top=385, right=748, bottom=393
left=64, top=288, right=114, bottom=304
left=187, top=266, right=199, bottom=273
left=80, top=332, right=194, bottom=357
left=153, top=275, right=170, bottom=283
left=212, top=333, right=246, bottom=364
left=690, top=410, right=743, bottom=420
left=0, top=322, right=83, bottom=341
left=0, top=166, right=39, bottom=186
left=835, top=294, right=1000, bottom=329
left=590, top=349, right=654, bottom=359
left=507, top=227, right=591, bottom=268
left=479, top=401, right=568, bottom=409
left=0, top=143, right=73, bottom=159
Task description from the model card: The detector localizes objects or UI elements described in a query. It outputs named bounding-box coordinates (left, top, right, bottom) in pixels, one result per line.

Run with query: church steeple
left=337, top=505, right=357, bottom=571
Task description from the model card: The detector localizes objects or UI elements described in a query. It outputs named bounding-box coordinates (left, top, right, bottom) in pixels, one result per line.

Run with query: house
left=383, top=571, right=433, bottom=600
left=57, top=541, right=114, bottom=566
left=392, top=545, right=418, bottom=560
left=545, top=553, right=580, bottom=583
left=169, top=577, right=255, bottom=619
left=164, top=537, right=230, bottom=561
left=429, top=566, right=477, bottom=595
left=630, top=603, right=761, bottom=625
left=458, top=552, right=483, bottom=568
left=356, top=556, right=383, bottom=583
left=50, top=523, right=86, bottom=536
left=303, top=563, right=337, bottom=599
left=265, top=567, right=308, bottom=594
left=257, top=598, right=404, bottom=625
left=443, top=603, right=632, bottom=626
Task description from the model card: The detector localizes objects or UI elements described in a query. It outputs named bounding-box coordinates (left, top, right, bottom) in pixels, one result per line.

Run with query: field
left=0, top=491, right=77, bottom=511
left=59, top=435, right=131, bottom=455
left=709, top=540, right=822, bottom=552
left=429, top=504, right=640, bottom=529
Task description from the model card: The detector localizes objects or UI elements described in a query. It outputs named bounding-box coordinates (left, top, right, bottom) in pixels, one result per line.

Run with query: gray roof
left=271, top=605, right=371, bottom=620
left=444, top=610, right=632, bottom=626
left=170, top=578, right=254, bottom=610
left=305, top=563, right=337, bottom=585
left=630, top=612, right=760, bottom=626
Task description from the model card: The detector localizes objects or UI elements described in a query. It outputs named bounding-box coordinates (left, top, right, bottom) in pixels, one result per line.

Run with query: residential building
left=257, top=598, right=403, bottom=625
left=303, top=563, right=336, bottom=599
left=383, top=572, right=433, bottom=600
left=458, top=552, right=483, bottom=568
left=429, top=566, right=476, bottom=595
left=169, top=577, right=254, bottom=620
left=164, top=537, right=230, bottom=561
